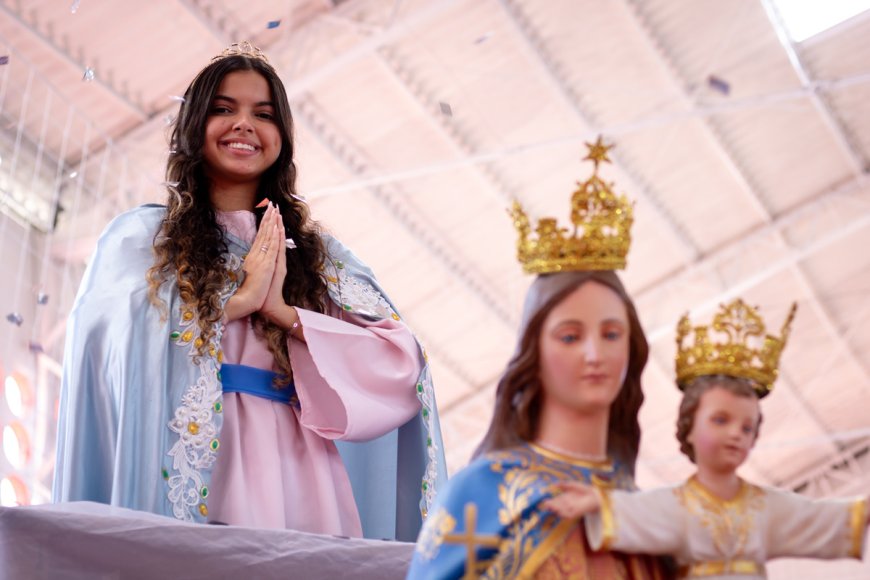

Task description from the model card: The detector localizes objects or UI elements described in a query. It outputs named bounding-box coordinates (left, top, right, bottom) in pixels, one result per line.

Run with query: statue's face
left=687, top=386, right=759, bottom=474
left=537, top=281, right=629, bottom=416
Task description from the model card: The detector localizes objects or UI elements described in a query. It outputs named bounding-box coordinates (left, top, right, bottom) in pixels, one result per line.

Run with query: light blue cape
left=53, top=204, right=446, bottom=541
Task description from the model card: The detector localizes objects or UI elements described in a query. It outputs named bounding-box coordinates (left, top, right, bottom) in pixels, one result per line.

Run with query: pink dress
left=209, top=211, right=423, bottom=536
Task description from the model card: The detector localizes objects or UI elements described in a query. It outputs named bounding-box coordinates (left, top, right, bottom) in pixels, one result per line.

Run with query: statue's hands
left=540, top=481, right=602, bottom=519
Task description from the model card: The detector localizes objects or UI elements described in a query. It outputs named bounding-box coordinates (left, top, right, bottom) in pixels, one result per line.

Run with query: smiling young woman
left=53, top=42, right=446, bottom=542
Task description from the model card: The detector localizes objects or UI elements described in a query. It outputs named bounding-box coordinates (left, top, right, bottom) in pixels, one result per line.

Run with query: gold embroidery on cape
left=478, top=446, right=626, bottom=579
left=416, top=507, right=457, bottom=561
left=676, top=476, right=765, bottom=563
left=443, top=503, right=502, bottom=579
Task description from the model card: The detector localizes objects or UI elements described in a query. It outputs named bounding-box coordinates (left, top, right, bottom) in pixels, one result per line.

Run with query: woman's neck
left=208, top=182, right=259, bottom=212
left=694, top=466, right=742, bottom=501
left=534, top=402, right=609, bottom=460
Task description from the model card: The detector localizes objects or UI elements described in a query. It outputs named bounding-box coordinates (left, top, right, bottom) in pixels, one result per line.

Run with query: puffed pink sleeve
left=289, top=305, right=423, bottom=442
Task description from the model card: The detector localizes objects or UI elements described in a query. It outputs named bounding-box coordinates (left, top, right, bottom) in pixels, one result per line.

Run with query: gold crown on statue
left=212, top=41, right=270, bottom=64
left=675, top=299, right=798, bottom=397
left=510, top=137, right=633, bottom=274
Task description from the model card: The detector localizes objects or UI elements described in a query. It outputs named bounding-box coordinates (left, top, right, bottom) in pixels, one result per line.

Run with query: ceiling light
left=4, top=373, right=33, bottom=418
left=772, top=0, right=870, bottom=41
left=2, top=422, right=30, bottom=469
left=0, top=475, right=29, bottom=506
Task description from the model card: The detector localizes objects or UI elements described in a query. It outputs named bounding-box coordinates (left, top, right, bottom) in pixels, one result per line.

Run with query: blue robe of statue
left=407, top=444, right=664, bottom=579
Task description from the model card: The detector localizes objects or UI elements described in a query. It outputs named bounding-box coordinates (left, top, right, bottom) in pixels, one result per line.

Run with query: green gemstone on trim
left=416, top=383, right=423, bottom=393
left=213, top=401, right=223, bottom=413
left=427, top=437, right=432, bottom=447
left=422, top=481, right=428, bottom=491
left=162, top=468, right=169, bottom=480
left=217, top=371, right=222, bottom=382
left=336, top=260, right=344, bottom=269
left=210, top=439, right=220, bottom=451
left=422, top=408, right=429, bottom=418
left=170, top=331, right=180, bottom=341
left=201, top=486, right=209, bottom=499
left=342, top=304, right=352, bottom=311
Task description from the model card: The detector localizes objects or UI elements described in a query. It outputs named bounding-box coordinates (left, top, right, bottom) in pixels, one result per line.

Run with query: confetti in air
left=37, top=292, right=49, bottom=305
left=28, top=341, right=44, bottom=354
left=82, top=67, right=95, bottom=82
left=474, top=32, right=493, bottom=45
left=6, top=312, right=23, bottom=326
left=0, top=56, right=9, bottom=66
left=169, top=95, right=185, bottom=103
left=438, top=102, right=453, bottom=117
left=71, top=0, right=81, bottom=14
left=267, top=20, right=281, bottom=29
left=707, top=75, right=730, bottom=96
left=285, top=238, right=297, bottom=250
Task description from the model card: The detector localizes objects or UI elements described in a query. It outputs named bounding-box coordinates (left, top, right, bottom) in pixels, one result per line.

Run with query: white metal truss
left=759, top=0, right=868, bottom=175
left=497, top=0, right=700, bottom=265
left=784, top=436, right=870, bottom=497
left=374, top=46, right=524, bottom=208
left=0, top=3, right=147, bottom=119
left=293, top=96, right=514, bottom=389
left=620, top=0, right=870, bottom=483
left=623, top=0, right=870, bottom=389
left=175, top=0, right=248, bottom=44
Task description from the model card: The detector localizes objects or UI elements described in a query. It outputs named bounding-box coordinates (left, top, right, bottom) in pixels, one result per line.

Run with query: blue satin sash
left=220, top=363, right=298, bottom=407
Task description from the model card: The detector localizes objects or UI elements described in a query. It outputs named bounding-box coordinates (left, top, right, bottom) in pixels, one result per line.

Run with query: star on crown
left=675, top=299, right=798, bottom=397
left=510, top=137, right=633, bottom=274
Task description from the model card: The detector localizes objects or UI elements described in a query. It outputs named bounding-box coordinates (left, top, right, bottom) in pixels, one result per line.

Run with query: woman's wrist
left=263, top=303, right=301, bottom=332
left=224, top=289, right=256, bottom=322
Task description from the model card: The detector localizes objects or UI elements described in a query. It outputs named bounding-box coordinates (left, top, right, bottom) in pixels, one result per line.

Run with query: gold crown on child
left=675, top=299, right=798, bottom=397
left=510, top=137, right=633, bottom=274
left=212, top=41, right=270, bottom=64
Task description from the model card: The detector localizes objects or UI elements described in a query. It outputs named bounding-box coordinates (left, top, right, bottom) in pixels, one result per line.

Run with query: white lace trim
left=165, top=252, right=241, bottom=521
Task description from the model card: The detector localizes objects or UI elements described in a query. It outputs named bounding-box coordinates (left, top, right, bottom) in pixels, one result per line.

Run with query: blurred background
left=0, top=1, right=868, bottom=575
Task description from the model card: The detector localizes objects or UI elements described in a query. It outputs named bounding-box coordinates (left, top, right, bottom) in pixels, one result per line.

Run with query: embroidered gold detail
left=481, top=446, right=629, bottom=579
left=443, top=503, right=502, bottom=579
left=529, top=443, right=613, bottom=471
left=596, top=487, right=616, bottom=551
left=532, top=524, right=588, bottom=578
left=676, top=477, right=764, bottom=563
left=849, top=497, right=868, bottom=558
left=678, top=559, right=763, bottom=577
left=187, top=422, right=200, bottom=435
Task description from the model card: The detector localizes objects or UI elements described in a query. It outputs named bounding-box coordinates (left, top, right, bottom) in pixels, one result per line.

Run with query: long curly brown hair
left=146, top=55, right=328, bottom=383
left=676, top=375, right=763, bottom=463
left=473, top=270, right=649, bottom=475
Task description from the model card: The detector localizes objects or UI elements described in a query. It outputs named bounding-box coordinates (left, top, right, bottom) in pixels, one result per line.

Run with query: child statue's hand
left=540, top=481, right=602, bottom=519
